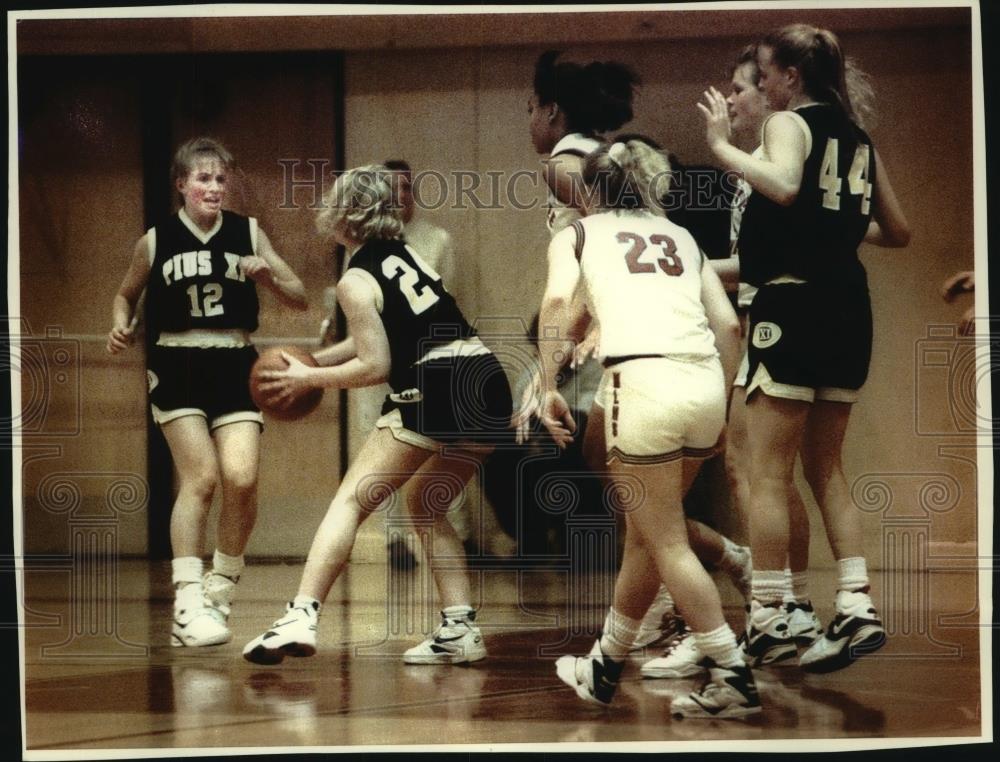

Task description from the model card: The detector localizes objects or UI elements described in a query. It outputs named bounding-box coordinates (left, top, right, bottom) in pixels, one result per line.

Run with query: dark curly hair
left=533, top=50, right=640, bottom=135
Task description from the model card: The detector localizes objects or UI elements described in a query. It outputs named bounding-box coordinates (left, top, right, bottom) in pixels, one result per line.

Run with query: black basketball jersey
left=345, top=237, right=475, bottom=392
left=145, top=210, right=260, bottom=337
left=737, top=104, right=876, bottom=288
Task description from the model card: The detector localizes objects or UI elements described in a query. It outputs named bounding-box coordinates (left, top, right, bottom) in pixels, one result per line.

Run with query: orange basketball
left=249, top=346, right=324, bottom=421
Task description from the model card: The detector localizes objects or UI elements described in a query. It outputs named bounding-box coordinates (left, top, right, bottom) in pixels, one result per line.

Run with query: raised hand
left=697, top=86, right=733, bottom=153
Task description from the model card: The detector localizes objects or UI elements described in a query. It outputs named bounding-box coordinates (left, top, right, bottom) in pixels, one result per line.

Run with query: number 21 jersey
left=345, top=237, right=475, bottom=392
left=573, top=210, right=717, bottom=362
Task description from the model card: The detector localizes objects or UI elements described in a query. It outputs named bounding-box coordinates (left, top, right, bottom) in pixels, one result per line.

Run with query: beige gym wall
left=16, top=8, right=978, bottom=567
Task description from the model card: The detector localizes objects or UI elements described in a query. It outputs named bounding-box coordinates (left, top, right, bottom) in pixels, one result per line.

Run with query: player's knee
left=222, top=466, right=257, bottom=497
left=801, top=456, right=835, bottom=494
left=178, top=468, right=218, bottom=503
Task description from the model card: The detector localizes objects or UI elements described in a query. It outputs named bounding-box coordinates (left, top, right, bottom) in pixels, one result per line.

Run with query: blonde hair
left=581, top=137, right=672, bottom=214
left=171, top=137, right=233, bottom=186
left=316, top=165, right=403, bottom=243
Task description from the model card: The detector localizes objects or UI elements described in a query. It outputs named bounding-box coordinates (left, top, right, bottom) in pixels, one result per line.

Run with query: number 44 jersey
left=571, top=210, right=717, bottom=363
left=344, top=237, right=475, bottom=393
left=736, top=103, right=876, bottom=288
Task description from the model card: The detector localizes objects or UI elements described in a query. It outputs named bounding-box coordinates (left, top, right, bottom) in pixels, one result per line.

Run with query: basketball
left=249, top=346, right=324, bottom=421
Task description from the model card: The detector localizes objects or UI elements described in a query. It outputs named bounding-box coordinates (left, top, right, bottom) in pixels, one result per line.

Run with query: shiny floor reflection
left=24, top=560, right=984, bottom=750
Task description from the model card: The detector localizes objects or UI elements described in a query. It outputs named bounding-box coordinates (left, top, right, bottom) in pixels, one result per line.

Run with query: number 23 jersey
left=344, top=237, right=475, bottom=392
left=572, top=210, right=717, bottom=362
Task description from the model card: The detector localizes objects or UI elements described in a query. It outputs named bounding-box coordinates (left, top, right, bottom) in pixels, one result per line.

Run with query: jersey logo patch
left=389, top=388, right=423, bottom=404
left=752, top=322, right=782, bottom=349
left=147, top=370, right=159, bottom=392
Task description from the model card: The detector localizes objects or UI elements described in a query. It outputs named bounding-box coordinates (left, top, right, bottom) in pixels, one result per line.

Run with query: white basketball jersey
left=546, top=133, right=602, bottom=235
left=573, top=210, right=718, bottom=361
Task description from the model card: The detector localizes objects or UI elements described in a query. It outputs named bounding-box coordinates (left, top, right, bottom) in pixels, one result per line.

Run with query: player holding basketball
left=699, top=24, right=910, bottom=672
left=541, top=138, right=760, bottom=719
left=242, top=165, right=512, bottom=666
left=107, top=137, right=307, bottom=647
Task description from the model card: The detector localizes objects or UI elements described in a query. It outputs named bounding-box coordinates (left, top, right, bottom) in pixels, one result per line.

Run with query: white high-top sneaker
left=172, top=584, right=231, bottom=648
left=243, top=600, right=320, bottom=665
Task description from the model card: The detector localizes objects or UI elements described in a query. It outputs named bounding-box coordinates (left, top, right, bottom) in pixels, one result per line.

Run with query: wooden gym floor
left=22, top=559, right=986, bottom=752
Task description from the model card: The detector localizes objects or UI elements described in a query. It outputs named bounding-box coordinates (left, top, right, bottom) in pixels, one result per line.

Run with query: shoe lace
left=662, top=631, right=694, bottom=656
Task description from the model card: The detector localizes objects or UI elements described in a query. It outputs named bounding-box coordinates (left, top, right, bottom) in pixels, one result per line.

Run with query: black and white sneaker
left=403, top=612, right=486, bottom=665
left=242, top=601, right=320, bottom=665
left=800, top=589, right=886, bottom=673
left=742, top=600, right=797, bottom=667
left=555, top=640, right=625, bottom=706
left=671, top=659, right=762, bottom=719
left=786, top=600, right=824, bottom=647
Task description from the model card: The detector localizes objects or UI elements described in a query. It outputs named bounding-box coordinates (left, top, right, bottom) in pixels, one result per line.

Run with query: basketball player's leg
left=243, top=427, right=430, bottom=664
left=203, top=419, right=262, bottom=626
left=403, top=449, right=485, bottom=608
left=746, top=393, right=809, bottom=571
left=401, top=447, right=491, bottom=665
left=159, top=414, right=231, bottom=647
left=212, top=420, right=262, bottom=556
left=160, top=415, right=219, bottom=557
left=724, top=385, right=751, bottom=537
left=744, top=391, right=810, bottom=665
left=798, top=399, right=885, bottom=672
left=581, top=401, right=606, bottom=474
left=622, top=461, right=728, bottom=634
left=586, top=458, right=757, bottom=717
left=298, top=427, right=431, bottom=602
left=800, top=400, right=858, bottom=558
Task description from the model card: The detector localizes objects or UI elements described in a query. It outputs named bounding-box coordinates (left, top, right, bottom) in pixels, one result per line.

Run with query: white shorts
left=599, top=356, right=725, bottom=465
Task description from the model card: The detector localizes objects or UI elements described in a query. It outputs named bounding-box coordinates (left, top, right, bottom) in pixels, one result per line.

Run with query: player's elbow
left=366, top=354, right=391, bottom=385
left=773, top=185, right=799, bottom=207
left=886, top=223, right=911, bottom=248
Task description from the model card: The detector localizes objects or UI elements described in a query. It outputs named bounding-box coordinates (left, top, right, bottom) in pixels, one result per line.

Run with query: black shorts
left=377, top=352, right=513, bottom=450
left=147, top=344, right=263, bottom=429
left=746, top=281, right=872, bottom=403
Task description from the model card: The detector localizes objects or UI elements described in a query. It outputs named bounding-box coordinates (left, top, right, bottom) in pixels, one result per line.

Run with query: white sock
left=599, top=607, right=642, bottom=661
left=837, top=557, right=869, bottom=592
left=782, top=567, right=795, bottom=603
left=292, top=594, right=322, bottom=615
left=442, top=604, right=476, bottom=623
left=211, top=550, right=244, bottom=581
left=694, top=624, right=744, bottom=669
left=791, top=570, right=810, bottom=602
left=172, top=556, right=203, bottom=588
left=750, top=569, right=786, bottom=605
